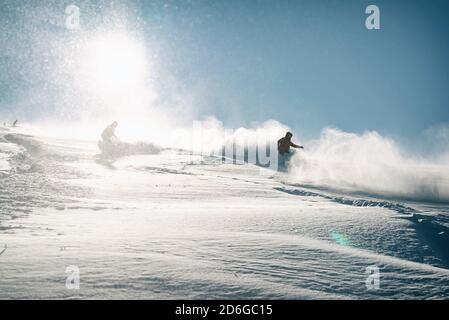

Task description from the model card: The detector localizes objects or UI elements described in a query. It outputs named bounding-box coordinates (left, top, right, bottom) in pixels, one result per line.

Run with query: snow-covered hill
left=1, top=126, right=448, bottom=299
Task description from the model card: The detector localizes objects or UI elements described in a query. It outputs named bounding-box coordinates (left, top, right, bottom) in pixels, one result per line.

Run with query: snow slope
left=0, top=126, right=448, bottom=299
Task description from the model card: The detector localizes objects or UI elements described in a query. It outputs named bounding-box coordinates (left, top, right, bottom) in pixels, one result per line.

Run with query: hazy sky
left=1, top=0, right=449, bottom=140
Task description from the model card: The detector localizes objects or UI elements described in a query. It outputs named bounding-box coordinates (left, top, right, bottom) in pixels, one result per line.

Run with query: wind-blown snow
left=0, top=126, right=449, bottom=299
left=287, top=128, right=449, bottom=203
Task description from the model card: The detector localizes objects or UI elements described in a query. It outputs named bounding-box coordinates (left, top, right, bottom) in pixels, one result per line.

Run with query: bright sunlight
left=82, top=32, right=148, bottom=94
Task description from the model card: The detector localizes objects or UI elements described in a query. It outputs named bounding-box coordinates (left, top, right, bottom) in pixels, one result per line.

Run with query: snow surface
left=0, top=127, right=449, bottom=299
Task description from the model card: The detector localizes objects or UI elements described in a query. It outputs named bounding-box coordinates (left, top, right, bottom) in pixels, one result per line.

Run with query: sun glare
left=73, top=31, right=158, bottom=134
left=82, top=33, right=148, bottom=94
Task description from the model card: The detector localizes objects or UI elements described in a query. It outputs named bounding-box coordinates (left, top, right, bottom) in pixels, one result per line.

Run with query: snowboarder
left=277, top=132, right=303, bottom=170
left=278, top=132, right=303, bottom=155
left=101, top=121, right=118, bottom=143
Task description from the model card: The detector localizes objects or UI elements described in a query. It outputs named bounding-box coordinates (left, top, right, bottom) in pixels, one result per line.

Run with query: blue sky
left=137, top=0, right=449, bottom=140
left=1, top=0, right=449, bottom=141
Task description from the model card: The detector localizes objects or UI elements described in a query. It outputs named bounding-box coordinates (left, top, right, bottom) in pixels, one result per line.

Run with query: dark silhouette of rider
left=277, top=132, right=303, bottom=155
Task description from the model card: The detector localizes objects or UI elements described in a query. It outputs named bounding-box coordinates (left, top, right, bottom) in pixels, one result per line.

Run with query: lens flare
left=330, top=231, right=351, bottom=246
